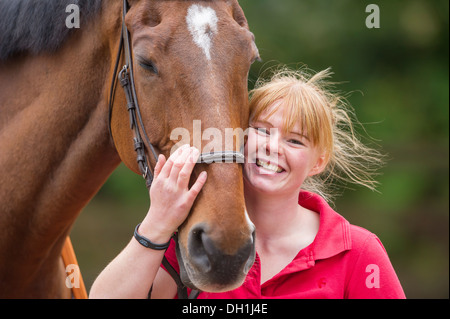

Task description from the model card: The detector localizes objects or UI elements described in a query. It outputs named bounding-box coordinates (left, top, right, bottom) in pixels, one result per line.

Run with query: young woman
left=90, top=67, right=405, bottom=299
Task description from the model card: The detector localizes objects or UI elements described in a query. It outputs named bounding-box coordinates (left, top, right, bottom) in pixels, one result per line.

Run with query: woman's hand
left=139, top=145, right=207, bottom=243
left=90, top=145, right=206, bottom=299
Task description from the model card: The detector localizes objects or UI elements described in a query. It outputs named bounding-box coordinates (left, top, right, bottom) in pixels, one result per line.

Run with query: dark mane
left=0, top=0, right=102, bottom=61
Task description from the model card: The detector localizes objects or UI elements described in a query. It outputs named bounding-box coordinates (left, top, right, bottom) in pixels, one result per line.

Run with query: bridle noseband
left=109, top=0, right=245, bottom=189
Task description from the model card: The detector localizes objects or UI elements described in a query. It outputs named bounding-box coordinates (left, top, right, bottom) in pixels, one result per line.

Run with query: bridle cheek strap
left=118, top=65, right=155, bottom=187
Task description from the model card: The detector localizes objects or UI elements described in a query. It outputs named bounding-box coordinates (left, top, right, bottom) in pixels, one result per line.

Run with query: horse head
left=110, top=0, right=260, bottom=292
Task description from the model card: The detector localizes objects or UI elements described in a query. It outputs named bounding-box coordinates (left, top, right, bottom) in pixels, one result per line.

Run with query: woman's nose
left=263, top=129, right=281, bottom=157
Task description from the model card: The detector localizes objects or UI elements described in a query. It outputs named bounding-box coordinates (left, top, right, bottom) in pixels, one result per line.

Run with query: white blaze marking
left=186, top=4, right=218, bottom=61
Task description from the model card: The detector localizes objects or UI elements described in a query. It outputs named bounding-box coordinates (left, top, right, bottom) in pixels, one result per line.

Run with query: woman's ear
left=308, top=152, right=328, bottom=177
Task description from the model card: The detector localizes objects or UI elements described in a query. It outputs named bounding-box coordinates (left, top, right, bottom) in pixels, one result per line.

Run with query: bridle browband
left=108, top=0, right=245, bottom=189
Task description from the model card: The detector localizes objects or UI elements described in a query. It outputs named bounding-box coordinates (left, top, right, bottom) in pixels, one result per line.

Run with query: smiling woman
left=247, top=67, right=386, bottom=202
left=147, top=65, right=405, bottom=299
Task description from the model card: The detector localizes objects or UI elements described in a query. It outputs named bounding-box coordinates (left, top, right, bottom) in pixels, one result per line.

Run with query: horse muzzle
left=176, top=222, right=256, bottom=293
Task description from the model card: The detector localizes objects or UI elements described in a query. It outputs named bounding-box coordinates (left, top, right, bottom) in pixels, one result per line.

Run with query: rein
left=61, top=237, right=88, bottom=299
left=105, top=0, right=245, bottom=299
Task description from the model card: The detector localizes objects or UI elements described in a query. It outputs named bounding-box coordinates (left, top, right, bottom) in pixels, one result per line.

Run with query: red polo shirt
left=162, top=191, right=405, bottom=299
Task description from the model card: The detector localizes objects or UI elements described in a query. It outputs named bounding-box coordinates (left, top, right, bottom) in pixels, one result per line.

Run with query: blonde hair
left=249, top=66, right=385, bottom=202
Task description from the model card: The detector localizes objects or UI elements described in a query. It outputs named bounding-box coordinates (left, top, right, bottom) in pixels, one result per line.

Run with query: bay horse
left=0, top=0, right=259, bottom=298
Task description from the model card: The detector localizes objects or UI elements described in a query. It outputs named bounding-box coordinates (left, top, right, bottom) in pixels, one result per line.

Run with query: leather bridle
left=108, top=0, right=245, bottom=189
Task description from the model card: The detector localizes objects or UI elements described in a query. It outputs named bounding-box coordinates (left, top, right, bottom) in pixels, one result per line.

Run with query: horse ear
left=125, top=0, right=161, bottom=29
left=232, top=1, right=249, bottom=29
left=230, top=1, right=260, bottom=62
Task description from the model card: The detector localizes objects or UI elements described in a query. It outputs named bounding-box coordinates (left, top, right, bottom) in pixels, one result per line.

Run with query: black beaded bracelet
left=134, top=223, right=171, bottom=250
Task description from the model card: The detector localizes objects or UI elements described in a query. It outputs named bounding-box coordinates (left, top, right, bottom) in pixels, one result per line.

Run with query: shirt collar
left=258, top=191, right=353, bottom=285
left=298, top=191, right=352, bottom=261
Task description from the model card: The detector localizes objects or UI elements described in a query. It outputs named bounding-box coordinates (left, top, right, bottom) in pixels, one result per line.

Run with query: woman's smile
left=255, top=158, right=285, bottom=174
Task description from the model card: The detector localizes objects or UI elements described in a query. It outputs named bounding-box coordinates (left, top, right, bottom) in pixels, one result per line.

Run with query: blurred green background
left=71, top=0, right=449, bottom=298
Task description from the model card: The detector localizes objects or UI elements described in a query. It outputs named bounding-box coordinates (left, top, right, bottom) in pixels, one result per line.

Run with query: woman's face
left=243, top=103, right=326, bottom=196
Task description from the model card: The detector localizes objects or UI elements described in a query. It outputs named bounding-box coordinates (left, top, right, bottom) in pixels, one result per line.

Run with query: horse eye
left=138, top=59, right=158, bottom=74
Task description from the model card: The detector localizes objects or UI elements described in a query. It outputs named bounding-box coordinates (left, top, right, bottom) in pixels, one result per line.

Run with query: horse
left=0, top=0, right=260, bottom=298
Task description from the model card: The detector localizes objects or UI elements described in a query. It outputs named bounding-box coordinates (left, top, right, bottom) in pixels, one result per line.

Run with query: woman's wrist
left=138, top=218, right=174, bottom=246
left=134, top=223, right=171, bottom=250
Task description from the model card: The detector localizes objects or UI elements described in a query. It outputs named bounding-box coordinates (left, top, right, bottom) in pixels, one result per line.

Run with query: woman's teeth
left=256, top=159, right=284, bottom=173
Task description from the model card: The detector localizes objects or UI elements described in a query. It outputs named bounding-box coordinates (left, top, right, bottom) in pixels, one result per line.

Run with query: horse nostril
left=188, top=224, right=256, bottom=280
left=188, top=225, right=212, bottom=272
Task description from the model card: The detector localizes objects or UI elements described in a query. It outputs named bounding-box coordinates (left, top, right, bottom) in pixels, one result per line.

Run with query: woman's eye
left=288, top=139, right=304, bottom=146
left=138, top=60, right=158, bottom=74
left=255, top=127, right=269, bottom=135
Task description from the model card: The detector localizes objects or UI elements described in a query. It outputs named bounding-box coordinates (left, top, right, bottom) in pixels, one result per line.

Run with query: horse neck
left=0, top=9, right=121, bottom=297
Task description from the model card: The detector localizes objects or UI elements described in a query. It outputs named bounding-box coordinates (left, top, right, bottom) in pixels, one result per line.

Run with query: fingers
left=168, top=145, right=192, bottom=184
left=153, top=154, right=166, bottom=180
left=159, top=144, right=189, bottom=178
left=187, top=171, right=207, bottom=203
left=177, top=147, right=200, bottom=188
left=154, top=145, right=207, bottom=194
left=158, top=144, right=198, bottom=181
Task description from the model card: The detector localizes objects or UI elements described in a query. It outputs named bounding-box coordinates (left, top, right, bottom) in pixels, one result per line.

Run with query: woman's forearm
left=89, top=228, right=169, bottom=299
